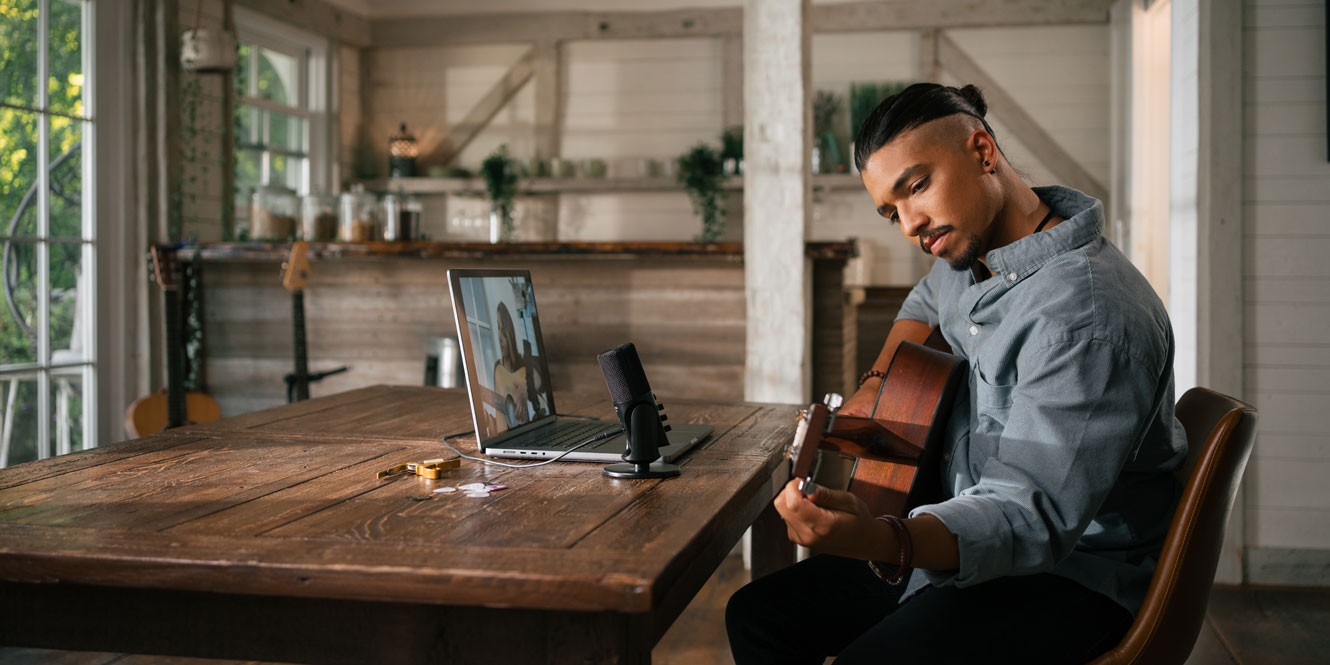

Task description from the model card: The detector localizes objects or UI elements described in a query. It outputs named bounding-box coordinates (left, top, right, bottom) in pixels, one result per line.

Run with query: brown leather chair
left=1088, top=387, right=1258, bottom=665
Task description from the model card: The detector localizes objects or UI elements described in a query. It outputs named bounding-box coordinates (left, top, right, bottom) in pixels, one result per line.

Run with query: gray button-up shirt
left=898, top=185, right=1188, bottom=614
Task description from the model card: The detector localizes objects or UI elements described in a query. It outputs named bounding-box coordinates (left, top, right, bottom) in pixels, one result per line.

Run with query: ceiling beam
left=234, top=0, right=372, bottom=47
left=370, top=0, right=1110, bottom=47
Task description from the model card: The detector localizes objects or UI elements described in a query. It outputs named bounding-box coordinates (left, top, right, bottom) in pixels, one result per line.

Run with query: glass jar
left=301, top=193, right=338, bottom=241
left=250, top=184, right=298, bottom=240
left=338, top=184, right=378, bottom=242
left=383, top=194, right=422, bottom=242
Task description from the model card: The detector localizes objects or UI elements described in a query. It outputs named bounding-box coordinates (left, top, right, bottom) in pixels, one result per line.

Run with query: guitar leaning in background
left=124, top=246, right=220, bottom=437
left=280, top=242, right=348, bottom=403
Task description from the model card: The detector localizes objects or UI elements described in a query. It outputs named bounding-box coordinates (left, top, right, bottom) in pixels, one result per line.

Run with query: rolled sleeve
left=909, top=337, right=1162, bottom=588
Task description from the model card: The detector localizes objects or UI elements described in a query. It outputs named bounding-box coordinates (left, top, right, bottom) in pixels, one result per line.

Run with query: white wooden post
left=1170, top=0, right=1244, bottom=583
left=743, top=0, right=812, bottom=405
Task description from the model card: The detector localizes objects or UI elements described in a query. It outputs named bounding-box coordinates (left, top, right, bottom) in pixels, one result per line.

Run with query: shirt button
left=969, top=325, right=979, bottom=335
left=1008, top=272, right=1018, bottom=281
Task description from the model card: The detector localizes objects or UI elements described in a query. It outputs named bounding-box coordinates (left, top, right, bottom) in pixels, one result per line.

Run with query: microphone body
left=597, top=343, right=679, bottom=479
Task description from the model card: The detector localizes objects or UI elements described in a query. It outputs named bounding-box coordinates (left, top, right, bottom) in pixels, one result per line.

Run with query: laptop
left=446, top=268, right=713, bottom=462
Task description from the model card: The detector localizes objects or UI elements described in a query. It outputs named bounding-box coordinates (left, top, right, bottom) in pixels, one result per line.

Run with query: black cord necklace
left=1033, top=208, right=1057, bottom=234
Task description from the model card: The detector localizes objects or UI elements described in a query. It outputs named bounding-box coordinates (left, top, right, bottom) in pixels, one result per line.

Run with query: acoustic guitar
left=787, top=330, right=966, bottom=518
left=280, top=242, right=347, bottom=403
left=475, top=364, right=532, bottom=434
left=124, top=246, right=221, bottom=437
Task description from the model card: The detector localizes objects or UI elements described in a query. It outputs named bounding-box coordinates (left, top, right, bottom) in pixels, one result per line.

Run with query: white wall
left=1241, top=0, right=1330, bottom=584
left=361, top=24, right=1111, bottom=286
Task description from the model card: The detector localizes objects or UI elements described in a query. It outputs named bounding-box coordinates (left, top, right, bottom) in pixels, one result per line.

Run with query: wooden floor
left=2, top=558, right=1326, bottom=665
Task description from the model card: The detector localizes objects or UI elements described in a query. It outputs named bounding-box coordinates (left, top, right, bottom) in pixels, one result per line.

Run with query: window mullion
left=36, top=0, right=51, bottom=460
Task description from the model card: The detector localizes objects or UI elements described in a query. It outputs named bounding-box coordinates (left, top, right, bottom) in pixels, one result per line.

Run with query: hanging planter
left=181, top=27, right=238, bottom=73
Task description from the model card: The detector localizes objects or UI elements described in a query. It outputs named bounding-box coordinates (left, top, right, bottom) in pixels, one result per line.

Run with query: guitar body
left=125, top=246, right=221, bottom=439
left=490, top=364, right=531, bottom=426
left=788, top=333, right=967, bottom=517
left=124, top=390, right=222, bottom=438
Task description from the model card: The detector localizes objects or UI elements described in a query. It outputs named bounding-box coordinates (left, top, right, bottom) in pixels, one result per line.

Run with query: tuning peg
left=823, top=392, right=844, bottom=412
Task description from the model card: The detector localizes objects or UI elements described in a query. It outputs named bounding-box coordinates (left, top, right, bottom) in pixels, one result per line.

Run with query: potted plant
left=720, top=126, right=743, bottom=175
left=676, top=143, right=727, bottom=243
left=481, top=144, right=519, bottom=242
left=813, top=90, right=844, bottom=173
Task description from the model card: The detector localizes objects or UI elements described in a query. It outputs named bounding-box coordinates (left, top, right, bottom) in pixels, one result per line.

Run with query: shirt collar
left=983, top=186, right=1104, bottom=281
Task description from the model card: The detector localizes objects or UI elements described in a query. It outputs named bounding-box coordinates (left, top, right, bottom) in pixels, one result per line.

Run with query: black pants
left=726, top=554, right=1133, bottom=665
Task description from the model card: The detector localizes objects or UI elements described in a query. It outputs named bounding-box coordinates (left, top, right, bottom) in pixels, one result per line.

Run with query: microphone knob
left=663, top=424, right=672, bottom=432
left=659, top=413, right=669, bottom=422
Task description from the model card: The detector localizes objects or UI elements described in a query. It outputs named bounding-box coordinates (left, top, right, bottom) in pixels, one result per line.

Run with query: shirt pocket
left=973, top=372, right=1015, bottom=437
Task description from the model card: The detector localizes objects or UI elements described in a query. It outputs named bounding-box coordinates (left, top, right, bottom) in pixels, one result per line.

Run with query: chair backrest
left=1087, top=387, right=1257, bottom=665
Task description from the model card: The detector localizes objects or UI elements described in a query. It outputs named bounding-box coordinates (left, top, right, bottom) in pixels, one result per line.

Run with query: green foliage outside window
left=0, top=0, right=88, bottom=463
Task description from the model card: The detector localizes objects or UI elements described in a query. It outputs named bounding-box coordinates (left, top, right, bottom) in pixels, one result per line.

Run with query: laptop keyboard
left=523, top=420, right=619, bottom=450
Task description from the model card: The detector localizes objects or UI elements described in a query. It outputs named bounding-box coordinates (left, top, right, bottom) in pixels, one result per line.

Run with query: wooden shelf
left=176, top=240, right=858, bottom=262
left=363, top=173, right=864, bottom=195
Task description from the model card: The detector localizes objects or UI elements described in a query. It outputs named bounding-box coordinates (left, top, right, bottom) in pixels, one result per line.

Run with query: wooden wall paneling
left=201, top=257, right=753, bottom=417
left=810, top=258, right=854, bottom=398
left=936, top=33, right=1108, bottom=203
left=918, top=28, right=940, bottom=83
left=533, top=41, right=563, bottom=161
left=722, top=34, right=744, bottom=129
left=435, top=46, right=538, bottom=166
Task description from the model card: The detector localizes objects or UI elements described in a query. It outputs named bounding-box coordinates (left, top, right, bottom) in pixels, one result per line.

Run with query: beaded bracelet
left=866, top=514, right=913, bottom=586
left=857, top=369, right=886, bottom=388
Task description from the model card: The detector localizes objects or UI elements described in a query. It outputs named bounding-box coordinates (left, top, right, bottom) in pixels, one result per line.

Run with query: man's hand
left=838, top=378, right=882, bottom=418
left=772, top=478, right=891, bottom=561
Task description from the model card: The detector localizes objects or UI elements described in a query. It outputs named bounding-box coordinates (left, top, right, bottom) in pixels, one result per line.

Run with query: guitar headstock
left=787, top=403, right=830, bottom=493
left=281, top=241, right=312, bottom=292
left=149, top=245, right=181, bottom=291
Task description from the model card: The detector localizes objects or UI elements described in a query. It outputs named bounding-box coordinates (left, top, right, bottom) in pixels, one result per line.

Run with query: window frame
left=233, top=8, right=332, bottom=204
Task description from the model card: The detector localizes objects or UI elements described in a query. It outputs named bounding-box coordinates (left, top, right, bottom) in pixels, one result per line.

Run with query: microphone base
left=603, top=461, right=681, bottom=479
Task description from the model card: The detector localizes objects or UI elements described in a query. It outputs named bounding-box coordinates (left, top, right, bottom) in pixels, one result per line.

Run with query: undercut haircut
left=852, top=83, right=999, bottom=172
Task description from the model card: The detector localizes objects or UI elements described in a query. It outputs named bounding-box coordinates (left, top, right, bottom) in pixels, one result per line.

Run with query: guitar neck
left=292, top=290, right=309, bottom=401
left=163, top=288, right=186, bottom=429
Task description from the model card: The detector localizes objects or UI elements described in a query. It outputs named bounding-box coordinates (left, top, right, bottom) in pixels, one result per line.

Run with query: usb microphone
left=597, top=342, right=680, bottom=479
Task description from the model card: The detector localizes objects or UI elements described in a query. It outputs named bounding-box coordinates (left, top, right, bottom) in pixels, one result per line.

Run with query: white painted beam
left=435, top=47, right=537, bottom=167
left=372, top=0, right=1111, bottom=47
left=744, top=0, right=812, bottom=404
left=937, top=33, right=1109, bottom=203
left=234, top=0, right=371, bottom=46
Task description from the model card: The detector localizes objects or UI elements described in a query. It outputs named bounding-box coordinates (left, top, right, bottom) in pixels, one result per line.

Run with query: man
left=726, top=83, right=1188, bottom=664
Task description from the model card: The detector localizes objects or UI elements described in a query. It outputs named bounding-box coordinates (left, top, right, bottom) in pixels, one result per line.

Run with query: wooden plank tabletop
left=0, top=386, right=795, bottom=618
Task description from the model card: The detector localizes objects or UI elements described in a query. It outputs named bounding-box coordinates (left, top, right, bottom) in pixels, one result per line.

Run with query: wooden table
left=0, top=386, right=797, bottom=664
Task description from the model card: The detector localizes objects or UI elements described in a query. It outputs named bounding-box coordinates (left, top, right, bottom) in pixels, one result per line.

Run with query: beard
left=920, top=226, right=983, bottom=271
left=943, top=235, right=982, bottom=271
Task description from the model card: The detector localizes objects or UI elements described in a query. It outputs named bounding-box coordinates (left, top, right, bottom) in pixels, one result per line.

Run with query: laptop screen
left=448, top=270, right=557, bottom=443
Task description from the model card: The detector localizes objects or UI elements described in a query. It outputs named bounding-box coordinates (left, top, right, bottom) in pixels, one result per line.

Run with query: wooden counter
left=180, top=241, right=857, bottom=418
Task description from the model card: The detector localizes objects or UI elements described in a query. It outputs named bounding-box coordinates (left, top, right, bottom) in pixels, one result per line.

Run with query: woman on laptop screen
left=467, top=275, right=550, bottom=436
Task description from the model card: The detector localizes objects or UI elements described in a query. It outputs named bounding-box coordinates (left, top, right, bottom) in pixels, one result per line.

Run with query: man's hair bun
left=958, top=84, right=987, bottom=118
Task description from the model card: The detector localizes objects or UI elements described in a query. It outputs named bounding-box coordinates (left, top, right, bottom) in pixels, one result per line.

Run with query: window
left=0, top=0, right=95, bottom=467
left=233, top=9, right=330, bottom=231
